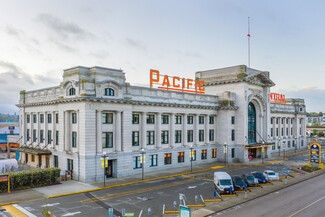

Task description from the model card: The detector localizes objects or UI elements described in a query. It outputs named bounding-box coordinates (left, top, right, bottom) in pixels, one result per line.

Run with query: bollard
left=213, top=190, right=217, bottom=198
left=162, top=204, right=165, bottom=215
left=148, top=208, right=151, bottom=215
left=285, top=176, right=287, bottom=184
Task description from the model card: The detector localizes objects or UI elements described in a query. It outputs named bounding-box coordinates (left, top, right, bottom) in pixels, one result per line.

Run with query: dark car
left=242, top=173, right=259, bottom=187
left=251, top=172, right=268, bottom=183
left=232, top=176, right=246, bottom=190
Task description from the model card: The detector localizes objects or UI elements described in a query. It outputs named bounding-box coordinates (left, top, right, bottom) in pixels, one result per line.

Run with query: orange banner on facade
left=270, top=93, right=286, bottom=104
left=150, top=69, right=205, bottom=94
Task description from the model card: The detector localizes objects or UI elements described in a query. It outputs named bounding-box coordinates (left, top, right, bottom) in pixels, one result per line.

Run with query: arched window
left=69, top=88, right=76, bottom=96
left=105, top=88, right=115, bottom=96
left=248, top=102, right=256, bottom=143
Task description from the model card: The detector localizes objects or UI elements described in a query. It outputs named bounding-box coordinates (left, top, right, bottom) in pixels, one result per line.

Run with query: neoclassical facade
left=15, top=65, right=306, bottom=182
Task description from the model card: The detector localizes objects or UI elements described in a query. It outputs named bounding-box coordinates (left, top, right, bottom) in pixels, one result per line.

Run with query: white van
left=214, top=172, right=235, bottom=194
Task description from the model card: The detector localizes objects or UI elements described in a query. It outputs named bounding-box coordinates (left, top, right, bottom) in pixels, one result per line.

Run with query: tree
left=318, top=131, right=324, bottom=137
left=313, top=129, right=317, bottom=136
left=319, top=112, right=323, bottom=117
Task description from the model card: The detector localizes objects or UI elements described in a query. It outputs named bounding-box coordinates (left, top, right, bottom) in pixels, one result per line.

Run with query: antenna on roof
left=247, top=17, right=251, bottom=67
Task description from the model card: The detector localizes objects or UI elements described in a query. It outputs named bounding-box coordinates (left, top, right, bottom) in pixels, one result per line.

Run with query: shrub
left=0, top=168, right=60, bottom=193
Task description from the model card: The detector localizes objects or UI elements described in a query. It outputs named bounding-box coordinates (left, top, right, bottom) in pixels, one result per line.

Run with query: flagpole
left=248, top=17, right=250, bottom=67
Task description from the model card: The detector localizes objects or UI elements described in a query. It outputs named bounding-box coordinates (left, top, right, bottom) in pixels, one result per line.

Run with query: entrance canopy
left=11, top=147, right=52, bottom=155
left=245, top=143, right=274, bottom=149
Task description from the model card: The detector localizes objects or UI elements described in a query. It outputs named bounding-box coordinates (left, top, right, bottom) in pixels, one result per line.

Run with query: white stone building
left=15, top=65, right=307, bottom=182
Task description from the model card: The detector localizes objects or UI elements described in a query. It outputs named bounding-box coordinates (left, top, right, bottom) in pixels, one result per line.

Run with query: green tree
left=313, top=129, right=317, bottom=136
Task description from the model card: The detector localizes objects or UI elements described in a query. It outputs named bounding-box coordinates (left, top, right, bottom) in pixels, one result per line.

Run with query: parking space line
left=181, top=175, right=214, bottom=182
left=221, top=194, right=238, bottom=197
left=165, top=211, right=180, bottom=214
left=80, top=178, right=197, bottom=203
left=205, top=199, right=222, bottom=202
left=187, top=204, right=205, bottom=207
left=249, top=186, right=262, bottom=188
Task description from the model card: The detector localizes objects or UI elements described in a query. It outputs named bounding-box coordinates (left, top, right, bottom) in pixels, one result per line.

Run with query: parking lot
left=1, top=161, right=304, bottom=217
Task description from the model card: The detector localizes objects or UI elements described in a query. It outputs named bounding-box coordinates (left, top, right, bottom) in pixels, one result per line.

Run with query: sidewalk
left=0, top=150, right=305, bottom=205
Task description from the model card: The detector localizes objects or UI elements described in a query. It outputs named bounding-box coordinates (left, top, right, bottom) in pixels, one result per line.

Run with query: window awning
left=10, top=147, right=52, bottom=155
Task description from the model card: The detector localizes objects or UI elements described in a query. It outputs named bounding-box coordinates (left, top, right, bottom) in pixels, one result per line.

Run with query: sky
left=0, top=0, right=324, bottom=114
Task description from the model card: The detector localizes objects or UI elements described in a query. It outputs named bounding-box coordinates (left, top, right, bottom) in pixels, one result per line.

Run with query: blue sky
left=0, top=0, right=324, bottom=113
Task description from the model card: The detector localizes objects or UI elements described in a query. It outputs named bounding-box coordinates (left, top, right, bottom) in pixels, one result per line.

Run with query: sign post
left=309, top=143, right=322, bottom=169
left=179, top=205, right=191, bottom=217
left=0, top=174, right=10, bottom=193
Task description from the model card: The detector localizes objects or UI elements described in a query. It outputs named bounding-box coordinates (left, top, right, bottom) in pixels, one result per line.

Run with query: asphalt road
left=212, top=172, right=325, bottom=217
left=5, top=163, right=294, bottom=217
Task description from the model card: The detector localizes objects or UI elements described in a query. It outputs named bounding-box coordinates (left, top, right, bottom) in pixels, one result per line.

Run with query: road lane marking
left=181, top=174, right=214, bottom=182
left=80, top=178, right=197, bottom=203
left=2, top=204, right=37, bottom=217
left=62, top=211, right=82, bottom=216
left=288, top=195, right=325, bottom=217
left=41, top=203, right=60, bottom=207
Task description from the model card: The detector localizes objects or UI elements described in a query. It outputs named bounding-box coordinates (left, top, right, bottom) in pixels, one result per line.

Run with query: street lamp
left=190, top=145, right=194, bottom=172
left=101, top=151, right=108, bottom=187
left=223, top=142, right=228, bottom=167
left=294, top=137, right=297, bottom=153
left=283, top=140, right=286, bottom=160
left=140, top=148, right=146, bottom=180
left=262, top=141, right=265, bottom=164
left=278, top=137, right=281, bottom=157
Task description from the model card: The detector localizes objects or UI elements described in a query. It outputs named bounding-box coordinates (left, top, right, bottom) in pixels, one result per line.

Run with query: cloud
left=38, top=13, right=94, bottom=40
left=0, top=61, right=60, bottom=114
left=49, top=38, right=77, bottom=52
left=176, top=50, right=202, bottom=58
left=125, top=38, right=146, bottom=50
left=302, top=86, right=316, bottom=90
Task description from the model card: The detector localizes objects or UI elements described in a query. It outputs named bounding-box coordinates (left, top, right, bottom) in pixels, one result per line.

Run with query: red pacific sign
left=150, top=69, right=205, bottom=94
left=270, top=93, right=286, bottom=104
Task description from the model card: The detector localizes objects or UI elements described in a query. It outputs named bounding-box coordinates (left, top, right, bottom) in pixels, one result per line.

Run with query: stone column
left=115, top=111, right=122, bottom=152
left=205, top=114, right=209, bottom=144
left=272, top=117, right=276, bottom=139
left=141, top=112, right=147, bottom=149
left=156, top=112, right=161, bottom=149
left=283, top=118, right=286, bottom=138
left=96, top=110, right=102, bottom=153
left=64, top=111, right=70, bottom=151
left=182, top=113, right=187, bottom=146
left=194, top=114, right=199, bottom=145
left=170, top=113, right=175, bottom=148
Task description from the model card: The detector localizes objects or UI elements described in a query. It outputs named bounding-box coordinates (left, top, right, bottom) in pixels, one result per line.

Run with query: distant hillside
left=0, top=113, right=19, bottom=122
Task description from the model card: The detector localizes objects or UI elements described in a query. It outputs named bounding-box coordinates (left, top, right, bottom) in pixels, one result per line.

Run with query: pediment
left=245, top=72, right=275, bottom=87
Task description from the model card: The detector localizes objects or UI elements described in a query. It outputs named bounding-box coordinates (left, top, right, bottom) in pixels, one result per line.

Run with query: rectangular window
left=54, top=155, right=58, bottom=168
left=271, top=118, right=273, bottom=124
left=72, top=113, right=77, bottom=124
left=71, top=132, right=76, bottom=147
left=132, top=114, right=139, bottom=124
left=300, top=127, right=302, bottom=135
left=150, top=154, right=158, bottom=167
left=40, top=130, right=44, bottom=143
left=192, top=150, right=197, bottom=161
left=161, top=131, right=169, bottom=144
left=27, top=114, right=30, bottom=123
left=33, top=129, right=37, bottom=142
left=27, top=129, right=30, bottom=141
left=199, top=130, right=204, bottom=142
left=276, top=128, right=279, bottom=136
left=67, top=159, right=73, bottom=170
left=231, top=116, right=235, bottom=124
left=102, top=113, right=113, bottom=124
left=146, top=131, right=155, bottom=145
left=56, top=113, right=59, bottom=124
left=33, top=114, right=37, bottom=123
left=178, top=152, right=184, bottom=163
left=201, top=149, right=207, bottom=160
left=132, top=131, right=139, bottom=146
left=291, top=127, right=293, bottom=135
left=55, top=131, right=59, bottom=145
left=212, top=148, right=217, bottom=158
left=162, top=115, right=169, bottom=124
left=40, top=114, right=44, bottom=123
left=276, top=118, right=279, bottom=124
left=32, top=155, right=35, bottom=162
left=301, top=140, right=304, bottom=146
left=231, top=148, right=235, bottom=158
left=48, top=114, right=52, bottom=123
left=271, top=128, right=273, bottom=137
left=281, top=119, right=283, bottom=124
left=175, top=115, right=182, bottom=124
left=175, top=130, right=182, bottom=143
left=133, top=156, right=142, bottom=169
left=48, top=130, right=52, bottom=144
left=199, top=116, right=204, bottom=124
left=281, top=128, right=284, bottom=136
left=291, top=119, right=293, bottom=124
left=272, top=144, right=275, bottom=150
left=102, top=132, right=113, bottom=148
left=187, top=116, right=193, bottom=124
left=187, top=130, right=193, bottom=142
left=164, top=153, right=172, bottom=165
left=286, top=119, right=288, bottom=124
left=209, top=129, right=214, bottom=141
left=147, top=115, right=155, bottom=124
left=286, top=128, right=288, bottom=136
left=231, top=129, right=235, bottom=141
left=288, top=141, right=291, bottom=148
left=209, top=116, right=214, bottom=124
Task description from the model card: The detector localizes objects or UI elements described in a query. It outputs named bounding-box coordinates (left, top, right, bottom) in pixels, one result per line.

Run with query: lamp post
left=262, top=141, right=265, bottom=164
left=283, top=140, right=286, bottom=160
left=101, top=152, right=108, bottom=187
left=190, top=145, right=194, bottom=172
left=278, top=137, right=281, bottom=157
left=223, top=142, right=228, bottom=167
left=140, top=148, right=146, bottom=180
left=294, top=137, right=297, bottom=153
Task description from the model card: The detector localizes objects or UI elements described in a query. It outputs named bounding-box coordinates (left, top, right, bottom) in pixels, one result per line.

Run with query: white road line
left=62, top=211, right=82, bottom=216
left=288, top=195, right=325, bottom=217
left=12, top=204, right=37, bottom=217
left=41, top=203, right=60, bottom=207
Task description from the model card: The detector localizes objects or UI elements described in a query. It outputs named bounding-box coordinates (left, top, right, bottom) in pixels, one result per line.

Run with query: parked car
left=232, top=176, right=246, bottom=190
left=214, top=172, right=235, bottom=194
left=251, top=172, right=268, bottom=183
left=242, top=173, right=259, bottom=187
left=263, top=170, right=279, bottom=181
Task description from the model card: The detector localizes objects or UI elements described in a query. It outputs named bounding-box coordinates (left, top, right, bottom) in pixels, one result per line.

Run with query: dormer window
left=105, top=88, right=115, bottom=96
left=69, top=88, right=76, bottom=96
